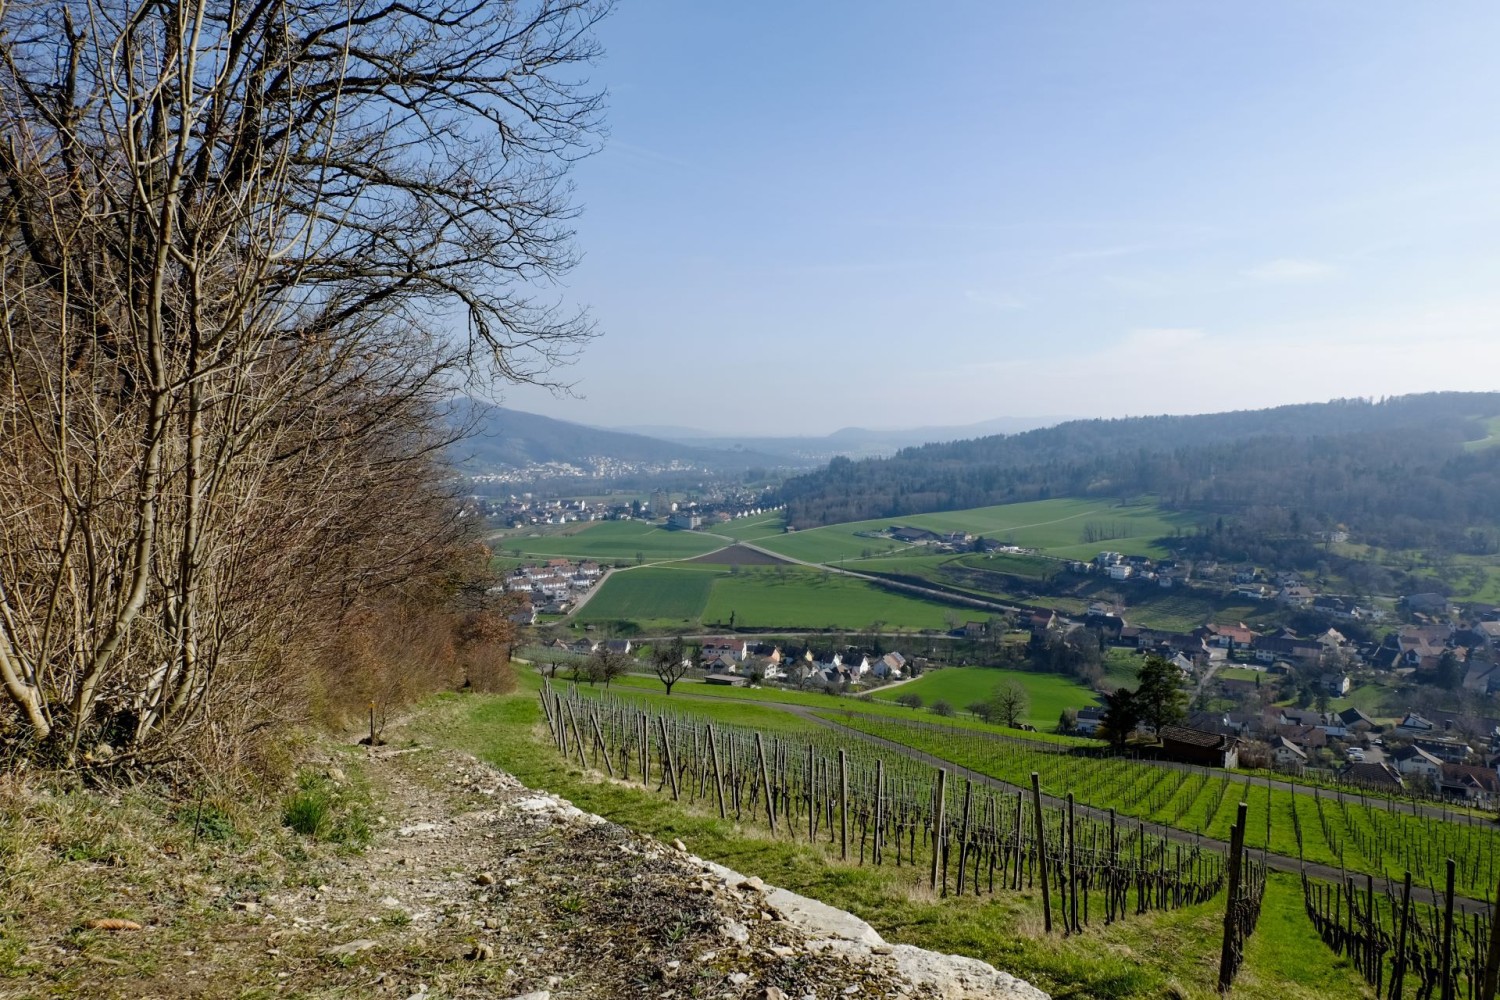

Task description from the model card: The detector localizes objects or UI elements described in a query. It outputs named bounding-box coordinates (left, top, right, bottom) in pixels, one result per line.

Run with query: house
left=1462, top=658, right=1500, bottom=695
left=1253, top=634, right=1324, bottom=665
left=1339, top=761, right=1405, bottom=791
left=1083, top=613, right=1127, bottom=643
left=1272, top=736, right=1308, bottom=770
left=1106, top=563, right=1133, bottom=581
left=1157, top=726, right=1240, bottom=768
left=1074, top=706, right=1106, bottom=736
left=1277, top=585, right=1316, bottom=607
left=1198, top=622, right=1258, bottom=650
left=1028, top=610, right=1059, bottom=634
left=841, top=652, right=872, bottom=676
left=1412, top=737, right=1473, bottom=763
left=668, top=511, right=702, bottom=531
left=509, top=605, right=538, bottom=626
left=1276, top=724, right=1328, bottom=751
left=960, top=621, right=988, bottom=639
left=1337, top=707, right=1377, bottom=733
left=699, top=637, right=748, bottom=663
left=1324, top=674, right=1352, bottom=697
left=1439, top=764, right=1500, bottom=801
left=1389, top=745, right=1443, bottom=780
left=1395, top=712, right=1436, bottom=736
left=570, top=638, right=599, bottom=655
left=872, top=652, right=907, bottom=679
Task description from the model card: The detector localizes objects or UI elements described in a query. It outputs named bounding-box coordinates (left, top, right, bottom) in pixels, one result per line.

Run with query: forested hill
left=448, top=399, right=799, bottom=473
left=780, top=393, right=1500, bottom=553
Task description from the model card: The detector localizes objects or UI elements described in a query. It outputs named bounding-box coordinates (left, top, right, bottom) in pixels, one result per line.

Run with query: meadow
left=575, top=562, right=979, bottom=631
left=757, top=497, right=1199, bottom=565
left=490, top=519, right=725, bottom=562
left=572, top=564, right=719, bottom=624
left=867, top=665, right=1099, bottom=727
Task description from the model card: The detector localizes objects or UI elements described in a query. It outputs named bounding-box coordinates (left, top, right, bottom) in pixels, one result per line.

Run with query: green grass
left=575, top=565, right=720, bottom=624
left=1462, top=414, right=1500, bottom=451
left=490, top=520, right=727, bottom=562
left=759, top=497, right=1196, bottom=564
left=413, top=683, right=1373, bottom=1000
left=712, top=512, right=787, bottom=540
left=868, top=666, right=1098, bottom=728
left=585, top=671, right=1098, bottom=747
left=702, top=566, right=968, bottom=631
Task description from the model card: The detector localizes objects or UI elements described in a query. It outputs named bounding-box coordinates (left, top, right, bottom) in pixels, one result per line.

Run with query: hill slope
left=448, top=399, right=803, bottom=473
left=780, top=392, right=1500, bottom=555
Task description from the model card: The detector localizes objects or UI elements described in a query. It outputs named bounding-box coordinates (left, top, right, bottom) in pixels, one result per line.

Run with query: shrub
left=930, top=700, right=954, bottom=718
left=895, top=693, right=923, bottom=709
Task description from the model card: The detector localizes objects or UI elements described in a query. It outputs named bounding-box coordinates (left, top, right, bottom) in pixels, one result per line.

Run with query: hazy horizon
left=490, top=1, right=1500, bottom=436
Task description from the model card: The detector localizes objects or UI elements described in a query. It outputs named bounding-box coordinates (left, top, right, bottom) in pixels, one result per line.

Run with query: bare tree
left=653, top=637, right=690, bottom=696
left=990, top=681, right=1030, bottom=729
left=0, top=0, right=611, bottom=766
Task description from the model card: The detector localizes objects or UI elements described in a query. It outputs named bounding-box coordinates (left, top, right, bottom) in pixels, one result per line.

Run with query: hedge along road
left=777, top=706, right=1497, bottom=914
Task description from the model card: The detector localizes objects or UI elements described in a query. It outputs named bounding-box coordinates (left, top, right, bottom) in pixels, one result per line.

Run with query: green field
left=868, top=666, right=1098, bottom=728
left=711, top=512, right=787, bottom=541
left=575, top=562, right=977, bottom=631
left=702, top=567, right=962, bottom=631
left=491, top=520, right=726, bottom=562
left=761, top=498, right=1197, bottom=565
left=575, top=565, right=719, bottom=623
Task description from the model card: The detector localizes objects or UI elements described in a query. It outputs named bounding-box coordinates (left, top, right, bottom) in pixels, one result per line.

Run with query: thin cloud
left=964, top=289, right=1024, bottom=310
left=1243, top=258, right=1341, bottom=283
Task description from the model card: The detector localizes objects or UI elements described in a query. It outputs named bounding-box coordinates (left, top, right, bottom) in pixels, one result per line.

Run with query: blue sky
left=498, top=1, right=1500, bottom=435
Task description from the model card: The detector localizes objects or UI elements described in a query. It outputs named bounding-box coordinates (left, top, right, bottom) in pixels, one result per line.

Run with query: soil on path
left=4, top=739, right=1042, bottom=999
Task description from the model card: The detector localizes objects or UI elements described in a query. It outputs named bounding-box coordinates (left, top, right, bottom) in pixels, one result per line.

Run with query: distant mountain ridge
left=447, top=400, right=803, bottom=473
left=611, top=415, right=1072, bottom=461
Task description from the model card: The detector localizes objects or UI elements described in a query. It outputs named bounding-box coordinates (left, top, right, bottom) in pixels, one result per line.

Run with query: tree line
left=0, top=0, right=612, bottom=771
left=778, top=394, right=1500, bottom=558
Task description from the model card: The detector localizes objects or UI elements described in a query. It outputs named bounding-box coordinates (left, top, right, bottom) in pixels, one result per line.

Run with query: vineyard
left=819, top=711, right=1500, bottom=899
left=539, top=682, right=1270, bottom=988
left=1302, top=867, right=1500, bottom=1000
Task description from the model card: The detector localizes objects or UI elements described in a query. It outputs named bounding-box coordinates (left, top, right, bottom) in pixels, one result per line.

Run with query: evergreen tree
left=1134, top=655, right=1188, bottom=733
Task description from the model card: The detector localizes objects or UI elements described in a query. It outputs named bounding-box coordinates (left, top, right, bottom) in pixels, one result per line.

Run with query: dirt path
left=10, top=741, right=1021, bottom=999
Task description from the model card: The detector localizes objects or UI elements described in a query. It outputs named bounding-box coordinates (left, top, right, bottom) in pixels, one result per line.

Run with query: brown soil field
left=688, top=544, right=791, bottom=566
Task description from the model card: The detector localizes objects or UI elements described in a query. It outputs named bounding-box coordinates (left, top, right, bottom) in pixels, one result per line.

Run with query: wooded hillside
left=781, top=393, right=1500, bottom=555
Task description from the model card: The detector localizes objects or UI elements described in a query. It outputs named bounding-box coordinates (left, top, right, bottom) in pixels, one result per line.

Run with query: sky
left=494, top=1, right=1500, bottom=436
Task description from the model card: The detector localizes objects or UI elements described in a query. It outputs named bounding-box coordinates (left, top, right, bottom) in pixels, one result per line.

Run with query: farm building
left=1157, top=726, right=1240, bottom=768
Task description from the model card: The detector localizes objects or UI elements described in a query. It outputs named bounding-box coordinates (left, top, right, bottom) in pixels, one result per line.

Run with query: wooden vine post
left=707, top=724, right=725, bottom=818
left=838, top=749, right=849, bottom=860
left=1392, top=870, right=1412, bottom=999
left=755, top=732, right=776, bottom=833
left=658, top=716, right=679, bottom=800
left=1030, top=771, right=1051, bottom=933
left=1217, top=801, right=1248, bottom=994
left=1442, top=857, right=1457, bottom=1000
left=930, top=767, right=947, bottom=893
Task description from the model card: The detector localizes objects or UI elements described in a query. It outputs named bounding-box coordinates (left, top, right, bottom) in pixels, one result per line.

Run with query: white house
left=1390, top=745, right=1443, bottom=780
left=1272, top=736, right=1308, bottom=770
